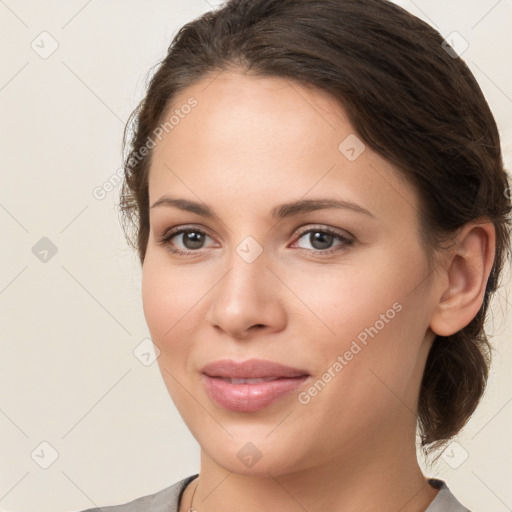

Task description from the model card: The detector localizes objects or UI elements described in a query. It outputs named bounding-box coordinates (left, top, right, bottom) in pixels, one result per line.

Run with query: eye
left=157, top=226, right=216, bottom=255
left=157, top=224, right=354, bottom=256
left=290, top=226, right=354, bottom=254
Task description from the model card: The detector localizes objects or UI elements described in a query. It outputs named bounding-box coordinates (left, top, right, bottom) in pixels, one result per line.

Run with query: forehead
left=148, top=70, right=420, bottom=226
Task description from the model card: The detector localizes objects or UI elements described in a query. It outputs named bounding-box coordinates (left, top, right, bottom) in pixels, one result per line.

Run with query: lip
left=201, top=359, right=309, bottom=379
left=201, top=359, right=310, bottom=412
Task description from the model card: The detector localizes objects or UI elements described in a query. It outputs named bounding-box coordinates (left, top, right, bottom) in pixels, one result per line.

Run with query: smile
left=200, top=359, right=310, bottom=412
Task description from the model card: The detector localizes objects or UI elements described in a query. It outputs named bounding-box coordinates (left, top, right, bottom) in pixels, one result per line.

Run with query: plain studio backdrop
left=0, top=1, right=510, bottom=511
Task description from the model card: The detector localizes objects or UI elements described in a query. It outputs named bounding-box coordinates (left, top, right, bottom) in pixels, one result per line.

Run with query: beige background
left=0, top=1, right=510, bottom=511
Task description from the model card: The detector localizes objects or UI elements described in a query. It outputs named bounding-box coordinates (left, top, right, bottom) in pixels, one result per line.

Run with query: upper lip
left=201, top=359, right=309, bottom=379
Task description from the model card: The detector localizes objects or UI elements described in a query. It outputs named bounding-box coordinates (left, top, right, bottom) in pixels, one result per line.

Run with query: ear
left=429, top=220, right=496, bottom=337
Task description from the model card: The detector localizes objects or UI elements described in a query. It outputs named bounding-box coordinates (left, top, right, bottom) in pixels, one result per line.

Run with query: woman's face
left=142, top=70, right=441, bottom=476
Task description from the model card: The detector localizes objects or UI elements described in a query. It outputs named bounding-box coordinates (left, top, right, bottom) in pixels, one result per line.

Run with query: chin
left=199, top=431, right=309, bottom=478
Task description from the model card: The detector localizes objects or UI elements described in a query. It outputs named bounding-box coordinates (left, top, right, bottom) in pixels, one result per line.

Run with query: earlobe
left=429, top=220, right=496, bottom=337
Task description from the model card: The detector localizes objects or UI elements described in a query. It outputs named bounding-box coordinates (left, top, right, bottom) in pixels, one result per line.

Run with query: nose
left=205, top=244, right=287, bottom=340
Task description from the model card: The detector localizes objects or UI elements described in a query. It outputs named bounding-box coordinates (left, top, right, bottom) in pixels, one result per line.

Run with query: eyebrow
left=150, top=195, right=375, bottom=219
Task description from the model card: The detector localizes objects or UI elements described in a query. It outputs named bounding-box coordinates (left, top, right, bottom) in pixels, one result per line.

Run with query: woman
left=82, top=0, right=511, bottom=510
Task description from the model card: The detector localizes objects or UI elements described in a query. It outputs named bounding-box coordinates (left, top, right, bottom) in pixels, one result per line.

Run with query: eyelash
left=157, top=224, right=354, bottom=256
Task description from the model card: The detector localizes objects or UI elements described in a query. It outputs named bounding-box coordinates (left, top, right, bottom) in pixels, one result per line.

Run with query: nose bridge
left=207, top=232, right=284, bottom=336
left=220, top=234, right=270, bottom=302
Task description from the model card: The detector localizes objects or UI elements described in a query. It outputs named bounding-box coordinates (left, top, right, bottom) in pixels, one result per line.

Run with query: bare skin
left=141, top=70, right=495, bottom=512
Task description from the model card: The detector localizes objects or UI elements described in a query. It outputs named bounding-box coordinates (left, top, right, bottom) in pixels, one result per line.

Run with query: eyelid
left=288, top=225, right=354, bottom=254
left=157, top=223, right=354, bottom=255
left=160, top=224, right=215, bottom=240
left=292, top=224, right=354, bottom=242
left=159, top=223, right=353, bottom=241
left=157, top=224, right=218, bottom=249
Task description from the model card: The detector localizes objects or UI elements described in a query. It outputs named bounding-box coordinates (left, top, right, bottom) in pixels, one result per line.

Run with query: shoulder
left=426, top=479, right=472, bottom=512
left=73, top=475, right=197, bottom=512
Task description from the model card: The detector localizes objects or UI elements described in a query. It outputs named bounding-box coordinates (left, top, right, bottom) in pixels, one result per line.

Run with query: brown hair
left=119, top=0, right=512, bottom=451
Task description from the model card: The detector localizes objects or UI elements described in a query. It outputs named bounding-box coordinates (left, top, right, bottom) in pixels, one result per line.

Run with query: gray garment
left=426, top=479, right=471, bottom=512
left=77, top=475, right=470, bottom=512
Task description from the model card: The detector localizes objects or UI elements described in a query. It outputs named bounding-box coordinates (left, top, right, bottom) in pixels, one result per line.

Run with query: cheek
left=291, top=298, right=424, bottom=453
left=141, top=255, right=201, bottom=413
left=286, top=249, right=427, bottom=373
left=141, top=253, right=200, bottom=356
left=305, top=272, right=429, bottom=423
left=141, top=261, right=171, bottom=343
left=287, top=261, right=400, bottom=343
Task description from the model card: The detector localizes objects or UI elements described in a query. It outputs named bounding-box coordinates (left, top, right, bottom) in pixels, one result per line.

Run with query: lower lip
left=201, top=374, right=309, bottom=412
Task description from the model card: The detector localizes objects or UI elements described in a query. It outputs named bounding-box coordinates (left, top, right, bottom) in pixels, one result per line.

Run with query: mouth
left=200, top=359, right=310, bottom=412
left=219, top=377, right=284, bottom=384
left=201, top=358, right=310, bottom=379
